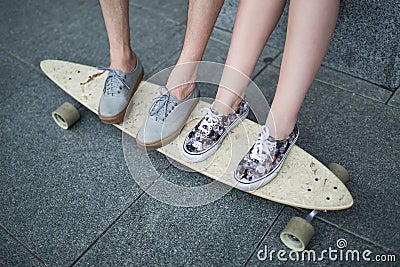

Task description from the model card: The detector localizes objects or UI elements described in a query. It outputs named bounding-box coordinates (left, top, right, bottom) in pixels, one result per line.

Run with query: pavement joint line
left=385, top=92, right=395, bottom=105
left=0, top=223, right=48, bottom=267
left=315, top=215, right=400, bottom=256
left=252, top=51, right=283, bottom=81
left=243, top=205, right=286, bottom=267
left=69, top=165, right=171, bottom=267
left=313, top=76, right=391, bottom=104
left=213, top=25, right=232, bottom=33
left=130, top=3, right=185, bottom=26
left=251, top=63, right=269, bottom=81
left=242, top=204, right=400, bottom=261
left=0, top=47, right=42, bottom=76
left=268, top=64, right=394, bottom=105
left=209, top=35, right=230, bottom=47
left=385, top=94, right=392, bottom=105
left=212, top=25, right=282, bottom=50
left=289, top=206, right=400, bottom=256
left=211, top=24, right=283, bottom=51
left=269, top=55, right=394, bottom=97
left=0, top=47, right=53, bottom=106
left=129, top=2, right=143, bottom=10
left=145, top=47, right=183, bottom=78
left=314, top=63, right=394, bottom=92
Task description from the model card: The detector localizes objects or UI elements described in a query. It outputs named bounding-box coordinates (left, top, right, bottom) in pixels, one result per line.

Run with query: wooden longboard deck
left=41, top=60, right=353, bottom=210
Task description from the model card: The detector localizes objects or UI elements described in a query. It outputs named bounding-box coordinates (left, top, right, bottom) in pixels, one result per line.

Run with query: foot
left=97, top=56, right=144, bottom=124
left=136, top=85, right=200, bottom=149
left=182, top=98, right=249, bottom=162
left=233, top=124, right=299, bottom=191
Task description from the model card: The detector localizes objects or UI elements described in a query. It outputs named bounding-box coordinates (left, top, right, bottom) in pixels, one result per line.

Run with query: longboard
left=40, top=60, right=353, bottom=212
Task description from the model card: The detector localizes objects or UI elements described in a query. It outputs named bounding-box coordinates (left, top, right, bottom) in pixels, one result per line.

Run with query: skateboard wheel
left=280, top=216, right=315, bottom=251
left=52, top=102, right=80, bottom=129
left=327, top=163, right=349, bottom=184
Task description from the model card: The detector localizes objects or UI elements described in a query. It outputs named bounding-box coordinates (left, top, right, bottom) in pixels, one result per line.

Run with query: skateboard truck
left=306, top=209, right=321, bottom=222
left=280, top=163, right=349, bottom=251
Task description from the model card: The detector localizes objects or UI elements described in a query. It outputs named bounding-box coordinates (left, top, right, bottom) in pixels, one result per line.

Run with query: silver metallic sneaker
left=137, top=86, right=200, bottom=149
left=233, top=124, right=299, bottom=191
left=97, top=56, right=144, bottom=124
left=182, top=98, right=249, bottom=162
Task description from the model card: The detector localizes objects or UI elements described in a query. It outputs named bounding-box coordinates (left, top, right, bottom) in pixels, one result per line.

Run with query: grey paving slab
left=272, top=53, right=392, bottom=103
left=253, top=66, right=400, bottom=253
left=0, top=0, right=105, bottom=68
left=217, top=0, right=400, bottom=89
left=0, top=0, right=184, bottom=79
left=247, top=208, right=399, bottom=266
left=322, top=0, right=400, bottom=89
left=0, top=50, right=34, bottom=103
left=388, top=89, right=400, bottom=108
left=0, top=226, right=44, bottom=267
left=131, top=0, right=188, bottom=26
left=76, top=166, right=283, bottom=266
left=0, top=68, right=170, bottom=265
left=129, top=8, right=185, bottom=77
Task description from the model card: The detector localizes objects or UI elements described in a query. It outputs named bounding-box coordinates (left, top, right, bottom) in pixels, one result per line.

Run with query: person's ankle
left=265, top=122, right=296, bottom=141
left=212, top=97, right=242, bottom=115
left=166, top=61, right=199, bottom=100
left=168, top=83, right=196, bottom=100
left=110, top=49, right=137, bottom=73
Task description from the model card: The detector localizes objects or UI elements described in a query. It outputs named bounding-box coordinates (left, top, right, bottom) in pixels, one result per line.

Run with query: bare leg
left=266, top=0, right=340, bottom=139
left=213, top=0, right=287, bottom=114
left=166, top=0, right=225, bottom=100
left=99, top=0, right=136, bottom=73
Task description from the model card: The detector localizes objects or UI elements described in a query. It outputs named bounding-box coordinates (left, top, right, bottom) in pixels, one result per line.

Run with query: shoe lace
left=97, top=66, right=130, bottom=95
left=149, top=87, right=176, bottom=121
left=196, top=108, right=220, bottom=135
left=250, top=125, right=276, bottom=163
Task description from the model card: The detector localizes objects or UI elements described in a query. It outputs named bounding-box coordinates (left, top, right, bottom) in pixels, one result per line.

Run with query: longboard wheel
left=52, top=102, right=80, bottom=129
left=327, top=163, right=349, bottom=184
left=280, top=216, right=314, bottom=251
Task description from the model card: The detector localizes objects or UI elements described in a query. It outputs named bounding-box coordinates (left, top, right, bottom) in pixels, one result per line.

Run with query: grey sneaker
left=182, top=98, right=249, bottom=162
left=97, top=56, right=144, bottom=124
left=137, top=85, right=200, bottom=149
left=233, top=125, right=299, bottom=191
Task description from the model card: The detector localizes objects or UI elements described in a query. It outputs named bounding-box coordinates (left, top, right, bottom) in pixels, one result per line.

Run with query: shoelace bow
left=97, top=66, right=131, bottom=95
left=149, top=87, right=176, bottom=121
left=198, top=108, right=220, bottom=134
left=250, top=125, right=276, bottom=163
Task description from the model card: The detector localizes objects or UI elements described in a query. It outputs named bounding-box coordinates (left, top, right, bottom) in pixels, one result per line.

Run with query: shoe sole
left=182, top=108, right=250, bottom=163
left=136, top=94, right=200, bottom=150
left=98, top=69, right=144, bottom=124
